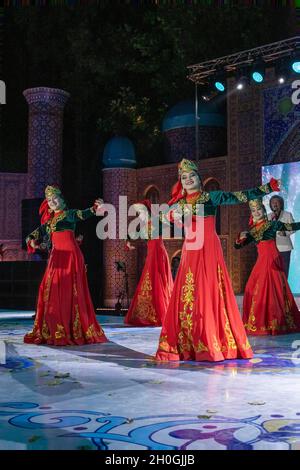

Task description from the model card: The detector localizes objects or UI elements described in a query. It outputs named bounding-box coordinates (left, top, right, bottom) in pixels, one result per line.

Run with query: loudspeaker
left=21, top=198, right=44, bottom=250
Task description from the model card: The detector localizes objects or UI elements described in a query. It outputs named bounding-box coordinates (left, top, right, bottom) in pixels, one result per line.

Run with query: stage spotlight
left=201, top=86, right=218, bottom=101
left=275, top=59, right=289, bottom=84
left=236, top=76, right=249, bottom=90
left=289, top=50, right=300, bottom=74
left=251, top=60, right=265, bottom=83
left=213, top=67, right=226, bottom=93
left=214, top=81, right=225, bottom=92
left=292, top=61, right=300, bottom=74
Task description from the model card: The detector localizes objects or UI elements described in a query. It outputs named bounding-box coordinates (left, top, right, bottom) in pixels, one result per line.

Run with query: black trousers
left=279, top=251, right=291, bottom=278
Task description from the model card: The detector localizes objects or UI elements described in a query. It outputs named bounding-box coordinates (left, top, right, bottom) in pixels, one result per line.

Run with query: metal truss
left=187, top=36, right=300, bottom=84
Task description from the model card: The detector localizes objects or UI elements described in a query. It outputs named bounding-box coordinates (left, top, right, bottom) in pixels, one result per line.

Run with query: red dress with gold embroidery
left=24, top=209, right=108, bottom=346
left=155, top=170, right=278, bottom=361
left=124, top=238, right=173, bottom=326
left=235, top=219, right=300, bottom=335
left=156, top=215, right=253, bottom=361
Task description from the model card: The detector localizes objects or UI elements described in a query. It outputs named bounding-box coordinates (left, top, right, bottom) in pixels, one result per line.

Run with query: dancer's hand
left=94, top=198, right=104, bottom=208
left=29, top=239, right=38, bottom=249
left=126, top=241, right=135, bottom=251
left=94, top=198, right=105, bottom=215
left=239, top=231, right=249, bottom=240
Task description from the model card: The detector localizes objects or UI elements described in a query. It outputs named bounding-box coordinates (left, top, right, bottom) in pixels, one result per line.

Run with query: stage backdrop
left=262, top=161, right=300, bottom=294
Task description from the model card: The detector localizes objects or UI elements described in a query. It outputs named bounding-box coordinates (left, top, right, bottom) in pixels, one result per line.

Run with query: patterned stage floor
left=1, top=312, right=300, bottom=450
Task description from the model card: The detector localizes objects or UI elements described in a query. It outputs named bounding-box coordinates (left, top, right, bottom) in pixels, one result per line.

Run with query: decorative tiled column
left=227, top=76, right=264, bottom=293
left=23, top=87, right=70, bottom=198
left=102, top=168, right=137, bottom=308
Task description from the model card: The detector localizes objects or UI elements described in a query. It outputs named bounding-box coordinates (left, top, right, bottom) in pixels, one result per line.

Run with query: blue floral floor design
left=1, top=313, right=300, bottom=450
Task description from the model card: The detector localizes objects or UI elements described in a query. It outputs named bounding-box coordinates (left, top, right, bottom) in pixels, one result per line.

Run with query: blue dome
left=103, top=136, right=136, bottom=168
left=162, top=99, right=226, bottom=132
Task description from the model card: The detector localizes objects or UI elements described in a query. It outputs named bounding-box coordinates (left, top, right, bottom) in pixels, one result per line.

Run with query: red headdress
left=39, top=185, right=63, bottom=224
left=168, top=158, right=201, bottom=206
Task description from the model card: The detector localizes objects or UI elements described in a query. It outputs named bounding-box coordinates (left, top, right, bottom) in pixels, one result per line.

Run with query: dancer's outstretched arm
left=67, top=198, right=104, bottom=222
left=26, top=224, right=48, bottom=253
left=234, top=231, right=254, bottom=249
left=210, top=178, right=280, bottom=206
left=273, top=221, right=300, bottom=232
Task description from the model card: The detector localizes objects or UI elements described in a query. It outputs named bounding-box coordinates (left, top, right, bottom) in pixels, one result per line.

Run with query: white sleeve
left=286, top=212, right=295, bottom=235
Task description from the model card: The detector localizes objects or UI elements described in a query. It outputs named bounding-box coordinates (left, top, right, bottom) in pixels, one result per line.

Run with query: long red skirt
left=24, top=230, right=108, bottom=346
left=243, top=239, right=300, bottom=335
left=155, top=216, right=253, bottom=362
left=124, top=239, right=173, bottom=326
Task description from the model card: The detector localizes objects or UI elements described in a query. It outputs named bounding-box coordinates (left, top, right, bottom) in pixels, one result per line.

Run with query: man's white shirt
left=267, top=210, right=295, bottom=252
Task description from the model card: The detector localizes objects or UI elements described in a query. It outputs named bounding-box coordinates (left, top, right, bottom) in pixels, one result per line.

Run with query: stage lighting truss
left=275, top=59, right=289, bottom=84
left=187, top=36, right=300, bottom=85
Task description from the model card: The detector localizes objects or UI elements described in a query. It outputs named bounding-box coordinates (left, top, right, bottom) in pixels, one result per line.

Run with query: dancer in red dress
left=24, top=185, right=108, bottom=346
left=155, top=158, right=280, bottom=362
left=124, top=200, right=173, bottom=326
left=235, top=199, right=300, bottom=336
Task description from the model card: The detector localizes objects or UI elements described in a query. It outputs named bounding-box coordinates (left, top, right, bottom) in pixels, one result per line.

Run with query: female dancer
left=155, top=158, right=280, bottom=362
left=235, top=199, right=300, bottom=335
left=24, top=185, right=108, bottom=346
left=124, top=199, right=173, bottom=326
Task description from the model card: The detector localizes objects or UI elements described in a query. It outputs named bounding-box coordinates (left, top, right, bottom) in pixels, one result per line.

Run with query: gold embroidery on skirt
left=217, top=265, right=237, bottom=349
left=27, top=275, right=52, bottom=339
left=42, top=320, right=51, bottom=340
left=26, top=325, right=42, bottom=340
left=131, top=271, right=157, bottom=323
left=43, top=276, right=52, bottom=303
left=73, top=304, right=83, bottom=339
left=73, top=282, right=78, bottom=297
left=243, top=338, right=251, bottom=350
left=55, top=324, right=66, bottom=339
left=195, top=340, right=209, bottom=353
left=178, top=267, right=196, bottom=353
left=85, top=324, right=104, bottom=339
left=280, top=271, right=296, bottom=330
left=158, top=334, right=179, bottom=354
left=244, top=282, right=258, bottom=332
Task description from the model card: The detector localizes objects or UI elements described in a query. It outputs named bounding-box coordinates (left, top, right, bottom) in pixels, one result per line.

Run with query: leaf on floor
left=248, top=401, right=266, bottom=405
left=197, top=415, right=212, bottom=419
left=54, top=372, right=70, bottom=379
left=28, top=435, right=42, bottom=443
left=46, top=379, right=63, bottom=386
left=206, top=409, right=218, bottom=414
left=39, top=372, right=50, bottom=377
left=148, top=380, right=164, bottom=384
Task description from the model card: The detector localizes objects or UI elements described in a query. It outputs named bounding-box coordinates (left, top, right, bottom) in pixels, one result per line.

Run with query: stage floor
left=1, top=313, right=300, bottom=450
